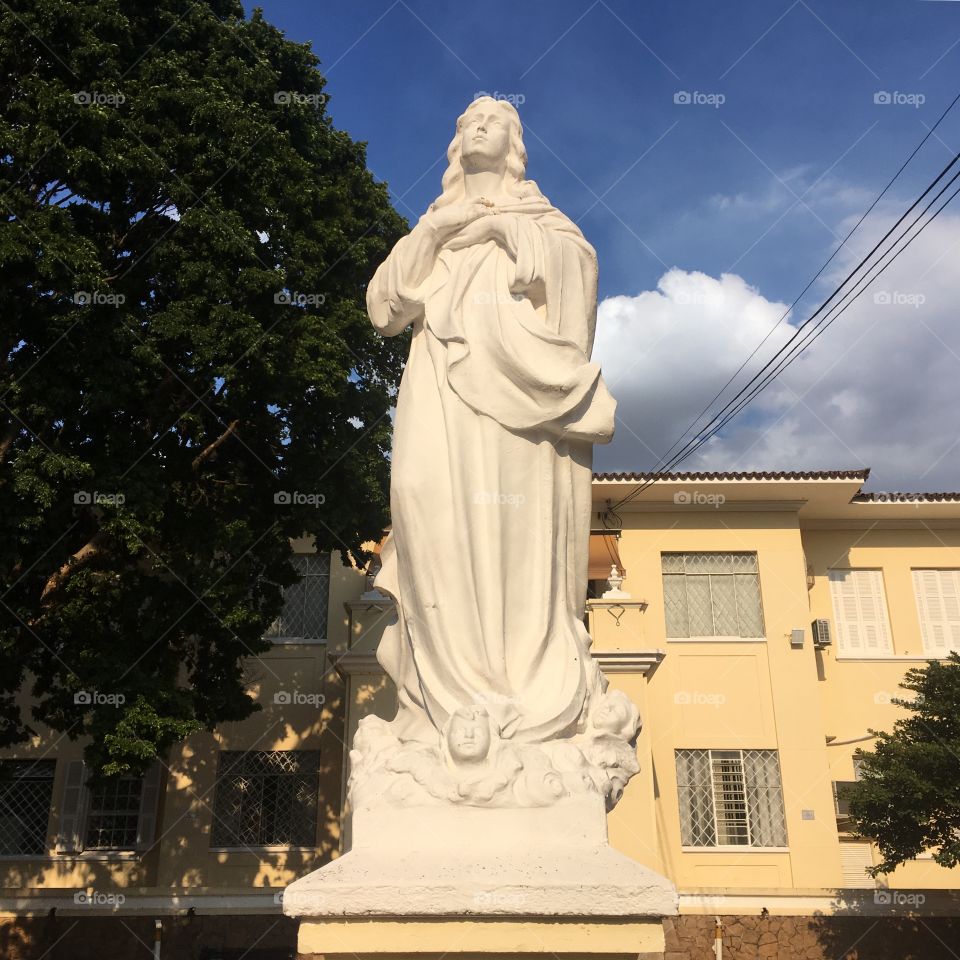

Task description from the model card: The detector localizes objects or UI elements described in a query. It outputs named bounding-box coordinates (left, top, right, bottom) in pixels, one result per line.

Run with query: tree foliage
left=845, top=653, right=960, bottom=875
left=0, top=0, right=407, bottom=775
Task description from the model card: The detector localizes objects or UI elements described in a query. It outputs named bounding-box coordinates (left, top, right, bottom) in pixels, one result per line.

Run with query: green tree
left=845, top=653, right=960, bottom=874
left=0, top=0, right=406, bottom=776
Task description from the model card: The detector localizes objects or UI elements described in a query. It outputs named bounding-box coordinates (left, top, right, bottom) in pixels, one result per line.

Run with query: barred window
left=675, top=749, right=787, bottom=847
left=0, top=760, right=55, bottom=855
left=662, top=552, right=764, bottom=638
left=84, top=776, right=143, bottom=849
left=211, top=751, right=319, bottom=848
left=265, top=554, right=330, bottom=641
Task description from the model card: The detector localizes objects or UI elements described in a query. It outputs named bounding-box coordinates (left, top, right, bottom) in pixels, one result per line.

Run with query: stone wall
left=665, top=915, right=960, bottom=959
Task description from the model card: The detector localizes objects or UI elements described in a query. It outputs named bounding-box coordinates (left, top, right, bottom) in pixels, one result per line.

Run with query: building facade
left=2, top=469, right=959, bottom=958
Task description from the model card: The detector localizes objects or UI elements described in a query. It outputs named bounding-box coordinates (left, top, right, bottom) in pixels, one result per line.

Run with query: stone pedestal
left=284, top=796, right=677, bottom=959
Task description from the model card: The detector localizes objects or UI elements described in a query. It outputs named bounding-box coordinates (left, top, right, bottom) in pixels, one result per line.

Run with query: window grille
left=828, top=569, right=892, bottom=655
left=912, top=569, right=960, bottom=656
left=84, top=776, right=143, bottom=849
left=0, top=760, right=55, bottom=855
left=675, top=749, right=787, bottom=847
left=211, top=751, right=319, bottom=848
left=662, top=552, right=765, bottom=638
left=265, top=554, right=330, bottom=641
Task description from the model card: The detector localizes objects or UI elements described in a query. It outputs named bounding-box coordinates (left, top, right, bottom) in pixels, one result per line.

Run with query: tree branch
left=40, top=531, right=109, bottom=601
left=191, top=419, right=240, bottom=472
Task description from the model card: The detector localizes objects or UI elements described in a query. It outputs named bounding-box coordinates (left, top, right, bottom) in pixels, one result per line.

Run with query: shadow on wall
left=0, top=915, right=297, bottom=960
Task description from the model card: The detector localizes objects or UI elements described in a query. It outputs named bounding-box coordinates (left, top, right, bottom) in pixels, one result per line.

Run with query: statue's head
left=432, top=97, right=544, bottom=208
left=443, top=704, right=496, bottom=765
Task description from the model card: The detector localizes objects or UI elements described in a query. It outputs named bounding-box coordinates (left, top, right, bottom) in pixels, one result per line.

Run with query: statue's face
left=460, top=107, right=511, bottom=172
left=447, top=708, right=492, bottom=763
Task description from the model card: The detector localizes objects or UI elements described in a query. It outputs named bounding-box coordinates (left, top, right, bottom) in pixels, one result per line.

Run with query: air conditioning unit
left=812, top=618, right=832, bottom=647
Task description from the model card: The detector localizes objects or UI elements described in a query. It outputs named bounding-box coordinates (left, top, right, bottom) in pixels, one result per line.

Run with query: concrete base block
left=295, top=917, right=668, bottom=958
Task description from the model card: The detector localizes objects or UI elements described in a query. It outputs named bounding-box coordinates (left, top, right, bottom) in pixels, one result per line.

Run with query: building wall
left=3, top=488, right=959, bottom=930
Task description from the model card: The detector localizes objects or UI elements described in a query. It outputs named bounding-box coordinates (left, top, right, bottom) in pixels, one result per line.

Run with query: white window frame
left=828, top=568, right=893, bottom=658
left=911, top=568, right=960, bottom=657
left=265, top=552, right=330, bottom=645
left=661, top=552, right=766, bottom=641
left=55, top=761, right=163, bottom=858
left=675, top=748, right=788, bottom=851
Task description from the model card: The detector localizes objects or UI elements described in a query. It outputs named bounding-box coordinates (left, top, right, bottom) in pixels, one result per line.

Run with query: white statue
left=356, top=96, right=635, bottom=811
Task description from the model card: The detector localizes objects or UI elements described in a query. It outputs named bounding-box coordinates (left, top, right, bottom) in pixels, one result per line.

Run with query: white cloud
left=594, top=211, right=960, bottom=492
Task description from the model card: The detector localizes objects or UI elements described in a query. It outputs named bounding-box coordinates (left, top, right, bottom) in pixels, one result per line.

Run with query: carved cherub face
left=590, top=690, right=640, bottom=740
left=460, top=106, right=511, bottom=172
left=446, top=705, right=493, bottom=763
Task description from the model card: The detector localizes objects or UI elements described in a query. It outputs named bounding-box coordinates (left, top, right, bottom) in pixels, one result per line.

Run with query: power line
left=681, top=167, right=960, bottom=456
left=609, top=111, right=960, bottom=512
left=654, top=92, right=960, bottom=474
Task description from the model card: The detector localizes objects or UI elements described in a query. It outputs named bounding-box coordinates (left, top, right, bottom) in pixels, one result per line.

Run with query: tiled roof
left=852, top=491, right=960, bottom=503
left=592, top=469, right=871, bottom=482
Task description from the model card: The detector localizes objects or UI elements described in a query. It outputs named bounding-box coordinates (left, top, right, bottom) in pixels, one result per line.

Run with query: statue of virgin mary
left=364, top=96, right=623, bottom=788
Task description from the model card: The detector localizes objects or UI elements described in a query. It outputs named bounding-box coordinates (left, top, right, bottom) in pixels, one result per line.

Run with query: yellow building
left=2, top=469, right=959, bottom=958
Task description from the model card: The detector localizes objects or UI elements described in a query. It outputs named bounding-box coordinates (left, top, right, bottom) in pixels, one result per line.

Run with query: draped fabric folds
left=366, top=197, right=615, bottom=745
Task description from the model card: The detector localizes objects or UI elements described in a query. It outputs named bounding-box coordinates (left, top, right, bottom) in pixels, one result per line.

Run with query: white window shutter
left=829, top=570, right=892, bottom=656
left=913, top=569, right=960, bottom=656
left=56, top=760, right=87, bottom=854
left=135, top=762, right=164, bottom=851
left=840, top=841, right=875, bottom=888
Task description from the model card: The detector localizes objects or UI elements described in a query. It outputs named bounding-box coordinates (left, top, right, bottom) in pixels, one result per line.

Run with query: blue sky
left=252, top=0, right=960, bottom=488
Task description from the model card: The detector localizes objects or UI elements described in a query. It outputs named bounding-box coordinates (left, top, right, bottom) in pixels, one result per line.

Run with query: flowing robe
left=367, top=196, right=615, bottom=746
